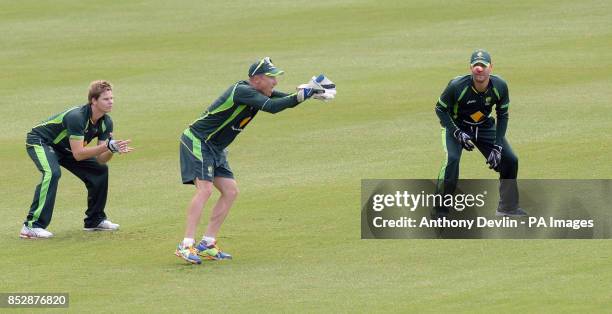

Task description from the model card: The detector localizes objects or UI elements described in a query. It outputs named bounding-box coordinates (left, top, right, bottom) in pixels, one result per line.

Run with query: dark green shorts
left=179, top=129, right=233, bottom=184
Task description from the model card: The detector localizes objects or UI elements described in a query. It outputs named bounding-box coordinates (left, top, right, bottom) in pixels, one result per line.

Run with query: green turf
left=1, top=0, right=611, bottom=312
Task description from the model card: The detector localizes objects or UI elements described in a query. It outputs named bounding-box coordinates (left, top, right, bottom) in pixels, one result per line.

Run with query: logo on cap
left=470, top=49, right=491, bottom=67
left=248, top=57, right=285, bottom=77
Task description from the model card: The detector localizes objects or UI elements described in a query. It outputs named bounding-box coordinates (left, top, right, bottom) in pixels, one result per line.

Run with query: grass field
left=1, top=0, right=611, bottom=312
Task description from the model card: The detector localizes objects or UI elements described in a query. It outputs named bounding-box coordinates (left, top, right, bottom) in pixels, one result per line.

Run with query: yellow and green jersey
left=435, top=74, right=510, bottom=145
left=27, top=104, right=113, bottom=154
left=189, top=80, right=300, bottom=149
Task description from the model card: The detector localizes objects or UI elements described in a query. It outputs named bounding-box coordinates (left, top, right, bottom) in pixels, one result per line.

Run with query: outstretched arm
left=234, top=86, right=300, bottom=114
left=270, top=90, right=292, bottom=98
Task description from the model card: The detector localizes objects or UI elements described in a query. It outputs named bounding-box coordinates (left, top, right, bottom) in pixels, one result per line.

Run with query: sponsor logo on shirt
left=470, top=111, right=485, bottom=122
left=231, top=116, right=253, bottom=132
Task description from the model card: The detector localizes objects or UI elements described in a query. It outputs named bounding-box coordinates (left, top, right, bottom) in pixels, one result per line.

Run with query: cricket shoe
left=495, top=208, right=528, bottom=217
left=20, top=225, right=53, bottom=239
left=83, top=219, right=120, bottom=231
left=175, top=243, right=202, bottom=265
left=195, top=240, right=233, bottom=260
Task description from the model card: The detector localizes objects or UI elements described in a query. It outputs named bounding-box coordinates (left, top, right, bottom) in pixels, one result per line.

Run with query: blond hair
left=88, top=80, right=113, bottom=104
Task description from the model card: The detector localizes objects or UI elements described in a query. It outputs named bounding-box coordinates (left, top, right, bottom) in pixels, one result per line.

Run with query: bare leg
left=204, top=177, right=239, bottom=238
left=183, top=179, right=214, bottom=239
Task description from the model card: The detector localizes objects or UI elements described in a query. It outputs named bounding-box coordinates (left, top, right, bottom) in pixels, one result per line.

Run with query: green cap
left=248, top=57, right=284, bottom=77
left=470, top=49, right=491, bottom=67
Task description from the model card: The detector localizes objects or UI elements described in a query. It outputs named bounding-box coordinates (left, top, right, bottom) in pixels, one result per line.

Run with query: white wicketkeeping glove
left=297, top=74, right=336, bottom=102
left=312, top=88, right=336, bottom=101
left=106, top=138, right=120, bottom=154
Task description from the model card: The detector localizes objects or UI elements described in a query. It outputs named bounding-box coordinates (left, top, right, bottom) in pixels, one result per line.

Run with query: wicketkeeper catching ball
left=175, top=57, right=335, bottom=264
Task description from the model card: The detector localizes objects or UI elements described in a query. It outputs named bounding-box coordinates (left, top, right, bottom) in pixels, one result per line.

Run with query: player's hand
left=296, top=87, right=317, bottom=102
left=486, top=145, right=502, bottom=171
left=453, top=129, right=475, bottom=151
left=297, top=74, right=335, bottom=102
left=107, top=138, right=120, bottom=153
left=107, top=138, right=134, bottom=154
left=312, top=87, right=337, bottom=101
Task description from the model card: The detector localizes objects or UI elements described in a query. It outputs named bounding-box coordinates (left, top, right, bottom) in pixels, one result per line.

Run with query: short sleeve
left=98, top=116, right=114, bottom=141
left=64, top=110, right=86, bottom=141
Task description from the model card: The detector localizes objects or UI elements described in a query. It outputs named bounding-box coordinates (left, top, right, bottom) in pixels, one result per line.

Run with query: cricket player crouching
left=434, top=49, right=526, bottom=218
left=20, top=80, right=134, bottom=239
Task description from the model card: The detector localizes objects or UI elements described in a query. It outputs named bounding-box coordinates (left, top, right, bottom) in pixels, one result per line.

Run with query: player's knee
left=195, top=184, right=214, bottom=200
left=504, top=153, right=518, bottom=167
left=98, top=164, right=109, bottom=177
left=49, top=168, right=61, bottom=180
left=91, top=164, right=109, bottom=183
left=447, top=154, right=461, bottom=165
left=223, top=185, right=239, bottom=200
left=99, top=163, right=109, bottom=172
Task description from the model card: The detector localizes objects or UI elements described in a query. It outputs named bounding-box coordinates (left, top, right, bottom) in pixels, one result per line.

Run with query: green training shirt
left=435, top=74, right=510, bottom=145
left=27, top=104, right=113, bottom=155
left=189, top=80, right=300, bottom=149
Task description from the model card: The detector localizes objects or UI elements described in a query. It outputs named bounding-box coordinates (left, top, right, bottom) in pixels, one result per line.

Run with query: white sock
left=203, top=236, right=215, bottom=244
left=182, top=238, right=195, bottom=247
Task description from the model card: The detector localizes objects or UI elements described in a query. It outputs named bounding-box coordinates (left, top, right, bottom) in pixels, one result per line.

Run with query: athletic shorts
left=179, top=128, right=233, bottom=184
